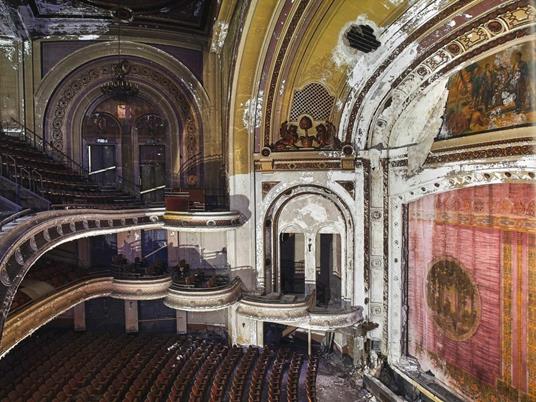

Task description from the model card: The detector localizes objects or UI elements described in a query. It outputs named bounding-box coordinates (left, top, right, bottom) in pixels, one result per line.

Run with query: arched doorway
left=274, top=192, right=347, bottom=308
left=82, top=96, right=170, bottom=202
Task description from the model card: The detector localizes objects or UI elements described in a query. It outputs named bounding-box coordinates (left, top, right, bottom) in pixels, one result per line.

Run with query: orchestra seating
left=0, top=133, right=140, bottom=209
left=0, top=329, right=319, bottom=402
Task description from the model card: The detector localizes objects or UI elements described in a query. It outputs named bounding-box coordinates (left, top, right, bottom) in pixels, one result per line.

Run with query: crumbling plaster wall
left=277, top=193, right=346, bottom=295
left=0, top=40, right=25, bottom=129
left=254, top=168, right=365, bottom=308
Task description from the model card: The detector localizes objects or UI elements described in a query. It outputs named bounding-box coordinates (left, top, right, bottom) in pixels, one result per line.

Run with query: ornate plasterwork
left=164, top=277, right=243, bottom=311
left=380, top=2, right=536, bottom=148
left=261, top=184, right=355, bottom=302
left=262, top=0, right=310, bottom=148
left=385, top=158, right=536, bottom=363
left=45, top=56, right=200, bottom=167
left=343, top=0, right=475, bottom=144
left=0, top=208, right=164, bottom=334
left=34, top=41, right=210, bottom=184
left=342, top=0, right=535, bottom=149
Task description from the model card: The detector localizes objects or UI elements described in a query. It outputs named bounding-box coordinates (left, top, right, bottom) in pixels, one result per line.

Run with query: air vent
left=345, top=24, right=380, bottom=53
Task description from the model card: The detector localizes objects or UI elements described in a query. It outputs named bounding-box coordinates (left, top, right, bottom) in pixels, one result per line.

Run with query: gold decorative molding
left=163, top=210, right=243, bottom=230
left=111, top=276, right=172, bottom=300
left=0, top=277, right=113, bottom=358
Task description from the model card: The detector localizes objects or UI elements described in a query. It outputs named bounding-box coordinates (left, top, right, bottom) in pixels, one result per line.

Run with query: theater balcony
left=237, top=292, right=315, bottom=323
left=162, top=190, right=243, bottom=230
left=111, top=275, right=172, bottom=300
left=2, top=270, right=173, bottom=357
left=306, top=304, right=364, bottom=331
left=237, top=293, right=363, bottom=330
left=163, top=276, right=242, bottom=311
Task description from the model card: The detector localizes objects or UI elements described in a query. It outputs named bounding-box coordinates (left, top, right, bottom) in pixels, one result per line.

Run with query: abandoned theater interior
left=0, top=0, right=534, bottom=401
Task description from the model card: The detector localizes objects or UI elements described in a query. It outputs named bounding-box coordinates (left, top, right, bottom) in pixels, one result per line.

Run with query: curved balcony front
left=1, top=273, right=173, bottom=357
left=163, top=277, right=242, bottom=311
left=111, top=275, right=172, bottom=300
left=305, top=305, right=364, bottom=331
left=1, top=276, right=113, bottom=357
left=237, top=292, right=315, bottom=323
left=163, top=210, right=243, bottom=230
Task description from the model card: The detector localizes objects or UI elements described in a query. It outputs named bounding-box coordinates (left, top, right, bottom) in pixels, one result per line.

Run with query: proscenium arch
left=386, top=162, right=536, bottom=362
left=337, top=1, right=536, bottom=149
left=384, top=35, right=536, bottom=148
left=263, top=185, right=355, bottom=303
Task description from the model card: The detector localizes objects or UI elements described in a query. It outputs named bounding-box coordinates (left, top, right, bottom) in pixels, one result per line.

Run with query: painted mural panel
left=437, top=41, right=536, bottom=140
left=408, top=183, right=536, bottom=401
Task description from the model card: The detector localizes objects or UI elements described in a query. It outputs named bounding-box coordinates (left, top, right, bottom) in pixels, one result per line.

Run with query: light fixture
left=100, top=7, right=139, bottom=100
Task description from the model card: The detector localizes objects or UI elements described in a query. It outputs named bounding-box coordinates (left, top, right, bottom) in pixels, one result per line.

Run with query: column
left=124, top=300, right=139, bottom=333
left=73, top=302, right=86, bottom=331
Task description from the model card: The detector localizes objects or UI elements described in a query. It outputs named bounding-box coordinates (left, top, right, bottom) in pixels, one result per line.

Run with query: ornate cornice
left=390, top=138, right=535, bottom=167
left=254, top=156, right=356, bottom=172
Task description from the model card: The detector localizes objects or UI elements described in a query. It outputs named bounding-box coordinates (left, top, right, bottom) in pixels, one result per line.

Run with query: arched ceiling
left=228, top=0, right=535, bottom=176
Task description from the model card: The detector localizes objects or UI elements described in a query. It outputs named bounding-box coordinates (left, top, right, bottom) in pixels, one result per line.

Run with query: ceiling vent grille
left=345, top=25, right=380, bottom=53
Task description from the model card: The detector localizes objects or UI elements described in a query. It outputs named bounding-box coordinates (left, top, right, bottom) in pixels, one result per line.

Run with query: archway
left=264, top=186, right=354, bottom=308
left=36, top=42, right=211, bottom=191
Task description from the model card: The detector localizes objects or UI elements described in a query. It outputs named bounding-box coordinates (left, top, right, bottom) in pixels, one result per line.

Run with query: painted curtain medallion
left=437, top=41, right=536, bottom=140
left=426, top=259, right=480, bottom=341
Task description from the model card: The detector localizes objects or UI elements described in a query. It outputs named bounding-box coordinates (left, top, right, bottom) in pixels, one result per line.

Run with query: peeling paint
left=331, top=15, right=384, bottom=71
left=211, top=20, right=229, bottom=53
left=242, top=90, right=264, bottom=133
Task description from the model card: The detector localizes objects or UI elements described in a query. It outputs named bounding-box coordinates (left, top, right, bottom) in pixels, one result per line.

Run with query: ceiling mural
left=5, top=0, right=214, bottom=37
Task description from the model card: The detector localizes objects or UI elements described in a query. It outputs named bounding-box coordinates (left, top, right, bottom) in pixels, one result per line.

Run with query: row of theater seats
left=0, top=133, right=140, bottom=208
left=8, top=257, right=92, bottom=314
left=0, top=329, right=319, bottom=402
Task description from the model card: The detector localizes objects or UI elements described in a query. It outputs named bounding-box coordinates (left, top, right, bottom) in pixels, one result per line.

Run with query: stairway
left=0, top=210, right=34, bottom=240
left=0, top=133, right=141, bottom=209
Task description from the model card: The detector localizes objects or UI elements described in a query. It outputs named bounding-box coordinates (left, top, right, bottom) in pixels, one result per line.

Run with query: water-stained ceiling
left=0, top=0, right=216, bottom=38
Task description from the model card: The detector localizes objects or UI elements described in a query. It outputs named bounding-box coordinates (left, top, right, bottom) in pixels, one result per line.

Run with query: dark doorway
left=139, top=145, right=166, bottom=202
left=316, top=233, right=341, bottom=307
left=88, top=144, right=116, bottom=188
left=280, top=233, right=305, bottom=294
